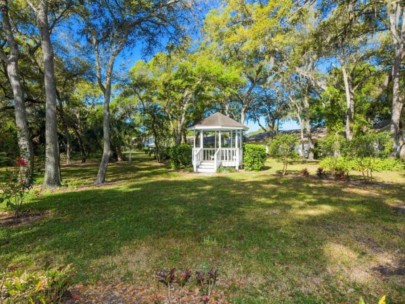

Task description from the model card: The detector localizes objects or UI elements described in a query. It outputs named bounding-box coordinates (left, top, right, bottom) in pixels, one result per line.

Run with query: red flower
left=16, top=157, right=28, bottom=167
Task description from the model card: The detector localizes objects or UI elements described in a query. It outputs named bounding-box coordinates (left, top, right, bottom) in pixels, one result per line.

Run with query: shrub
left=352, top=157, right=403, bottom=181
left=317, top=133, right=347, bottom=158
left=1, top=265, right=73, bottom=303
left=300, top=168, right=310, bottom=177
left=319, top=156, right=353, bottom=178
left=169, top=144, right=192, bottom=169
left=0, top=157, right=33, bottom=217
left=316, top=167, right=327, bottom=178
left=347, top=132, right=392, bottom=158
left=0, top=152, right=12, bottom=167
left=268, top=134, right=299, bottom=175
left=243, top=144, right=267, bottom=171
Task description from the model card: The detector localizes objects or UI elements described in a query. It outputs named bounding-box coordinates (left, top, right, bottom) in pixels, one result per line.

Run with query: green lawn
left=1, top=153, right=404, bottom=303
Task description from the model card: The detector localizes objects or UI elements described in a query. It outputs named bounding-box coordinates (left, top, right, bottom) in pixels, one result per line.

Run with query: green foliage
left=317, top=133, right=347, bottom=158
left=243, top=144, right=267, bottom=171
left=359, top=295, right=386, bottom=304
left=347, top=132, right=392, bottom=158
left=169, top=144, right=192, bottom=169
left=352, top=157, right=403, bottom=181
left=320, top=157, right=353, bottom=177
left=217, top=167, right=237, bottom=173
left=1, top=265, right=73, bottom=304
left=268, top=134, right=299, bottom=174
left=0, top=152, right=12, bottom=167
left=0, top=158, right=33, bottom=217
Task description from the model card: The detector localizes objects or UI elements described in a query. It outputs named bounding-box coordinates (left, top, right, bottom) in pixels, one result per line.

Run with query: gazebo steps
left=197, top=161, right=216, bottom=173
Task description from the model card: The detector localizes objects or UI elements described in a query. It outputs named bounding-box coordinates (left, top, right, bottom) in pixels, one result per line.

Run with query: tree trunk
left=303, top=96, right=314, bottom=160
left=1, top=0, right=34, bottom=177
left=387, top=3, right=405, bottom=158
left=116, top=145, right=124, bottom=162
left=72, top=126, right=87, bottom=163
left=342, top=66, right=354, bottom=141
left=95, top=90, right=111, bottom=183
left=175, top=93, right=191, bottom=145
left=92, top=33, right=125, bottom=183
left=66, top=137, right=71, bottom=165
left=37, top=0, right=61, bottom=188
left=297, top=115, right=305, bottom=159
left=58, top=100, right=71, bottom=165
left=240, top=104, right=248, bottom=124
left=390, top=50, right=404, bottom=157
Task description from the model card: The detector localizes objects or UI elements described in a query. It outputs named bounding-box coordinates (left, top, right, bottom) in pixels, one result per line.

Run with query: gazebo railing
left=214, top=148, right=221, bottom=171
left=193, top=147, right=242, bottom=171
left=220, top=148, right=238, bottom=164
left=202, top=148, right=216, bottom=161
left=193, top=147, right=203, bottom=171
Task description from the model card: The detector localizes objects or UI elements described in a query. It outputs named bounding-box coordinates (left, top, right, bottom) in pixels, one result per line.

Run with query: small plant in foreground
left=300, top=168, right=310, bottom=177
left=156, top=268, right=177, bottom=303
left=359, top=295, right=386, bottom=304
left=1, top=265, right=73, bottom=303
left=316, top=167, right=327, bottom=178
left=196, top=269, right=218, bottom=302
left=0, top=157, right=33, bottom=217
left=155, top=268, right=218, bottom=303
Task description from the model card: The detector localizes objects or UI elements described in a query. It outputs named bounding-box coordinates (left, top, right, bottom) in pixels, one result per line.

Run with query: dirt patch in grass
left=391, top=205, right=405, bottom=214
left=372, top=258, right=405, bottom=277
left=63, top=282, right=229, bottom=304
left=0, top=210, right=53, bottom=228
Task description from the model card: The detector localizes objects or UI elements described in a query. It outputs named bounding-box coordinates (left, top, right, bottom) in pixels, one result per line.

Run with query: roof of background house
left=189, top=112, right=249, bottom=130
left=248, top=120, right=395, bottom=144
left=248, top=127, right=328, bottom=143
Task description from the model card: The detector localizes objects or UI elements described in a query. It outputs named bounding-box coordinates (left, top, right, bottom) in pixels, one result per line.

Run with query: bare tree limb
left=0, top=50, right=8, bottom=63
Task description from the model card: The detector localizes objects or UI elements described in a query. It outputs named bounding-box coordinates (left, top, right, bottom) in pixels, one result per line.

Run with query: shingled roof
left=189, top=112, right=249, bottom=130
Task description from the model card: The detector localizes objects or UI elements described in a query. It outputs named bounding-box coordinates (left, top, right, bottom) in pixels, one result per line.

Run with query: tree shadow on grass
left=1, top=173, right=404, bottom=302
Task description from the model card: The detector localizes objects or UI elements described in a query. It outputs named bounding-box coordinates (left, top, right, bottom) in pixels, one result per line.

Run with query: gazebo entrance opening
left=188, top=113, right=248, bottom=173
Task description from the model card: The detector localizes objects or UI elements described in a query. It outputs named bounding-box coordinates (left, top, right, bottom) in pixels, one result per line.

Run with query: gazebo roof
left=189, top=112, right=249, bottom=130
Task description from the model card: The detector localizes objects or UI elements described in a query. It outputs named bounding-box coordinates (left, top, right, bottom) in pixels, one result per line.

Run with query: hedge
left=243, top=144, right=267, bottom=171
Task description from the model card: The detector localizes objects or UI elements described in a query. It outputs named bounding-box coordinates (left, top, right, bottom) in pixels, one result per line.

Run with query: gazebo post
left=238, top=130, right=243, bottom=165
left=235, top=130, right=239, bottom=169
left=200, top=130, right=203, bottom=149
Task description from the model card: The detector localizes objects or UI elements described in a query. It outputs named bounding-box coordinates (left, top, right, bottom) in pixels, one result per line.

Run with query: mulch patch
left=63, top=282, right=230, bottom=304
left=0, top=210, right=53, bottom=228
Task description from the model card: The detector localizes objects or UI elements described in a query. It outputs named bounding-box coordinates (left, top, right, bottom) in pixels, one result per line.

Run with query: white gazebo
left=188, top=112, right=249, bottom=173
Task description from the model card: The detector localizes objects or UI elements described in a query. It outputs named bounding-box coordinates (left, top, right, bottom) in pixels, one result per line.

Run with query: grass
left=1, top=152, right=404, bottom=303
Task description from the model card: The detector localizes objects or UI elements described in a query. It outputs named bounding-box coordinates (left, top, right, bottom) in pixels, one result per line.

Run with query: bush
left=352, top=157, right=403, bottom=181
left=300, top=168, right=310, bottom=177
left=1, top=265, right=73, bottom=303
left=317, top=133, right=347, bottom=158
left=0, top=158, right=33, bottom=218
left=268, top=134, right=299, bottom=175
left=347, top=132, right=392, bottom=158
left=319, top=156, right=353, bottom=178
left=0, top=152, right=12, bottom=167
left=169, top=144, right=192, bottom=169
left=243, top=144, right=267, bottom=171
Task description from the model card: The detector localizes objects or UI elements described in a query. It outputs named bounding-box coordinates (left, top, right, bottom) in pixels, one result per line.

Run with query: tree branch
left=0, top=50, right=8, bottom=63
left=26, top=0, right=38, bottom=15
